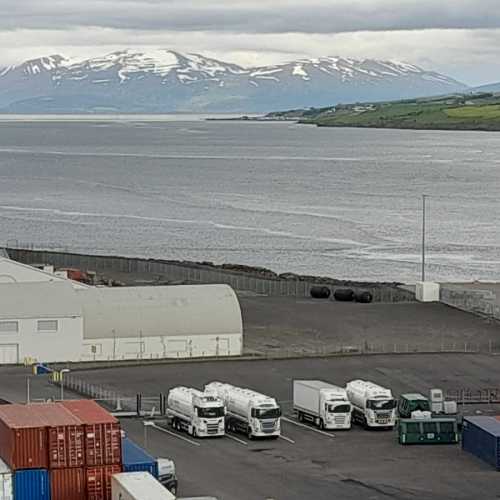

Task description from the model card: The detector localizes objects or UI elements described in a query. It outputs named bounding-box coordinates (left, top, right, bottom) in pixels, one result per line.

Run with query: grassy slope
left=274, top=94, right=500, bottom=131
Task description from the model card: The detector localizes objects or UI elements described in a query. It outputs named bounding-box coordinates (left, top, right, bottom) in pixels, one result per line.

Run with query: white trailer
left=112, top=472, right=175, bottom=500
left=293, top=380, right=351, bottom=430
left=167, top=387, right=225, bottom=438
left=346, top=380, right=397, bottom=429
left=205, top=382, right=281, bottom=439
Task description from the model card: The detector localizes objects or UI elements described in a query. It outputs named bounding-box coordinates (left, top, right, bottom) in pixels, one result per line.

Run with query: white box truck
left=112, top=472, right=175, bottom=500
left=293, top=380, right=352, bottom=430
left=167, top=387, right=225, bottom=438
left=205, top=382, right=281, bottom=439
left=346, top=380, right=397, bottom=429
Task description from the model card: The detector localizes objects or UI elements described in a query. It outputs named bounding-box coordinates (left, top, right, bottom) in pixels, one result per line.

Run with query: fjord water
left=0, top=117, right=498, bottom=282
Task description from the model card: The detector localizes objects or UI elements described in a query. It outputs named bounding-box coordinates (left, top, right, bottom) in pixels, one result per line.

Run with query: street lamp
left=421, top=194, right=428, bottom=282
left=60, top=369, right=70, bottom=401
left=143, top=420, right=155, bottom=449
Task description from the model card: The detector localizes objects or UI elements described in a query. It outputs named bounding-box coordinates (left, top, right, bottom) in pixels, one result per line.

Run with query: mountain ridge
left=0, top=49, right=468, bottom=113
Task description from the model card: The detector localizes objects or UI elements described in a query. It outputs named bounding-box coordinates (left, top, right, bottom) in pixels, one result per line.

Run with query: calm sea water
left=0, top=116, right=499, bottom=282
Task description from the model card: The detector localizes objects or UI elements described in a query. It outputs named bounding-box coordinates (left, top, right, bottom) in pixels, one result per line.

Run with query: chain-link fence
left=7, top=248, right=414, bottom=302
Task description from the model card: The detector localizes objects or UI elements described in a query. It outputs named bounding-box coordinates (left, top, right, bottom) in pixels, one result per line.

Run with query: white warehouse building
left=0, top=257, right=243, bottom=364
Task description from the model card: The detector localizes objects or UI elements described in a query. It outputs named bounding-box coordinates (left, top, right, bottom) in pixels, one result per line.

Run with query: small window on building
left=0, top=321, right=18, bottom=334
left=37, top=320, right=58, bottom=333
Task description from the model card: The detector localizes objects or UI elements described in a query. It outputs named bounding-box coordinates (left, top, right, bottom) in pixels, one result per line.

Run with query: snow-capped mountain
left=0, top=50, right=468, bottom=113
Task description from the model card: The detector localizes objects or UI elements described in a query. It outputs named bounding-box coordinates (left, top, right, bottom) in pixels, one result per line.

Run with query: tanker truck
left=293, top=380, right=352, bottom=430
left=346, top=380, right=397, bottom=429
left=166, top=387, right=225, bottom=438
left=205, top=382, right=281, bottom=439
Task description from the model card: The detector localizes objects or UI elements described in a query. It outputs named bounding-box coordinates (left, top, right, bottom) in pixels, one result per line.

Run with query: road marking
left=150, top=423, right=201, bottom=447
left=225, top=433, right=248, bottom=446
left=278, top=434, right=295, bottom=444
left=281, top=416, right=336, bottom=438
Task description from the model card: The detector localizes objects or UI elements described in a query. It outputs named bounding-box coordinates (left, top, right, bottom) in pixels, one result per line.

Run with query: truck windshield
left=251, top=408, right=281, bottom=419
left=328, top=404, right=351, bottom=414
left=410, top=400, right=430, bottom=412
left=197, top=407, right=224, bottom=418
left=367, top=399, right=396, bottom=410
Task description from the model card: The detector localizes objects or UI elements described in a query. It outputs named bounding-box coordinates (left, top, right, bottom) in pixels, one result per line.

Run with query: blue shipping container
left=14, top=469, right=51, bottom=500
left=122, top=438, right=158, bottom=478
left=462, top=416, right=500, bottom=470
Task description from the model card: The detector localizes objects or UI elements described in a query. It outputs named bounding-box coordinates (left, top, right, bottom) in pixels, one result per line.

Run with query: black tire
left=192, top=427, right=197, bottom=438
left=298, top=412, right=304, bottom=423
left=319, top=419, right=325, bottom=430
left=247, top=427, right=253, bottom=440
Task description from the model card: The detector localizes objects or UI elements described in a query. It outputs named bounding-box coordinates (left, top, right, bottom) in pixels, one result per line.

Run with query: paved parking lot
left=240, top=296, right=500, bottom=355
left=37, top=353, right=500, bottom=500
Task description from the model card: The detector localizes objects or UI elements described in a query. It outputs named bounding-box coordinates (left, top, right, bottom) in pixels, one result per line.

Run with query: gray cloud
left=1, top=1, right=500, bottom=86
left=2, top=0, right=500, bottom=33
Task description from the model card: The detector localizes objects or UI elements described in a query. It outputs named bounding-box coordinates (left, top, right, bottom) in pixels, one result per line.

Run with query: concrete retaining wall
left=7, top=248, right=415, bottom=303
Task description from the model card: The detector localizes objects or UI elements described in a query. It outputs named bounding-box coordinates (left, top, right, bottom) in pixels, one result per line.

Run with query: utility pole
left=421, top=194, right=428, bottom=282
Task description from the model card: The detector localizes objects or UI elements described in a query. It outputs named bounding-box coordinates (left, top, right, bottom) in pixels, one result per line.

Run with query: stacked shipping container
left=0, top=401, right=123, bottom=500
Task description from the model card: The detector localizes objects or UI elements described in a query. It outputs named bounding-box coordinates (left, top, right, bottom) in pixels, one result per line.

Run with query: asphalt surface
left=3, top=354, right=498, bottom=500
left=240, top=296, right=500, bottom=355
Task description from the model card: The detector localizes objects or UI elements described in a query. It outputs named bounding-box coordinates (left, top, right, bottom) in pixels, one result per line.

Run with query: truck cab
left=167, top=387, right=225, bottom=438
left=398, top=393, right=432, bottom=419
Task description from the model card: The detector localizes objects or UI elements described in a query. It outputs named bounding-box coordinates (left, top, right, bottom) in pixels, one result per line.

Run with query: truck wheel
left=298, top=412, right=304, bottom=422
left=192, top=427, right=197, bottom=438
left=319, top=419, right=325, bottom=430
left=247, top=428, right=253, bottom=440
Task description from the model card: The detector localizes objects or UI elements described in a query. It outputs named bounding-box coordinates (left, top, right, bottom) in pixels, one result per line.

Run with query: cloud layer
left=2, top=0, right=500, bottom=85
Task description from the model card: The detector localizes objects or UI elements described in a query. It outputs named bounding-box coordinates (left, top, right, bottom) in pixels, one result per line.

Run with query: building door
left=215, top=337, right=230, bottom=356
left=0, top=344, right=19, bottom=364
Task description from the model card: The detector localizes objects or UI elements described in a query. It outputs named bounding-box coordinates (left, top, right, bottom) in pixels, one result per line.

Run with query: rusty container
left=50, top=467, right=86, bottom=500
left=61, top=400, right=122, bottom=466
left=86, top=464, right=122, bottom=500
left=0, top=405, right=48, bottom=470
left=32, top=403, right=85, bottom=469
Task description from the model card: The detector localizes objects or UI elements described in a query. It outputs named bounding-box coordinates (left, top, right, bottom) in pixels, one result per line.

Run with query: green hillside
left=268, top=93, right=500, bottom=131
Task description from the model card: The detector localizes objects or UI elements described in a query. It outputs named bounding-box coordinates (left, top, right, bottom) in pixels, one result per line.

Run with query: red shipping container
left=0, top=404, right=48, bottom=470
left=32, top=403, right=85, bottom=469
left=50, top=467, right=86, bottom=500
left=86, top=464, right=122, bottom=500
left=61, top=400, right=122, bottom=466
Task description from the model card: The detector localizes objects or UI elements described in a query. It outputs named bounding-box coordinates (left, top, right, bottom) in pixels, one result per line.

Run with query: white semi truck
left=205, top=382, right=281, bottom=439
left=166, top=387, right=225, bottom=438
left=293, top=380, right=352, bottom=430
left=346, top=380, right=397, bottom=429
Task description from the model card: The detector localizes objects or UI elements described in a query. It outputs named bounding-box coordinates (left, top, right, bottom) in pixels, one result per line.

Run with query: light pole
left=26, top=377, right=31, bottom=404
left=143, top=420, right=154, bottom=449
left=60, top=369, right=70, bottom=401
left=421, top=194, right=428, bottom=282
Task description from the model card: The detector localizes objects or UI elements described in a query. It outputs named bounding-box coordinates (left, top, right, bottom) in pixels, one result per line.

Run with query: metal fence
left=248, top=339, right=500, bottom=359
left=7, top=248, right=414, bottom=302
left=441, top=286, right=500, bottom=322
left=49, top=373, right=165, bottom=416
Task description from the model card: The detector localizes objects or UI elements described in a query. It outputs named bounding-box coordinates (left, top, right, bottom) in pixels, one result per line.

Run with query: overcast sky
left=2, top=0, right=500, bottom=86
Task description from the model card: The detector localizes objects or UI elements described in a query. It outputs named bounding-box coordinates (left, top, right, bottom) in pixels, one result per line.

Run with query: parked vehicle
left=398, top=393, right=432, bottom=419
left=167, top=387, right=225, bottom=438
left=121, top=436, right=178, bottom=495
left=111, top=471, right=175, bottom=500
left=293, top=380, right=351, bottom=430
left=205, top=382, right=281, bottom=439
left=346, top=380, right=397, bottom=429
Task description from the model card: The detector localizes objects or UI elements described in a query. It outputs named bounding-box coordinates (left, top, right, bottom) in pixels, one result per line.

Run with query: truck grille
left=206, top=423, right=220, bottom=434
left=334, top=415, right=346, bottom=425
left=261, top=420, right=277, bottom=433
